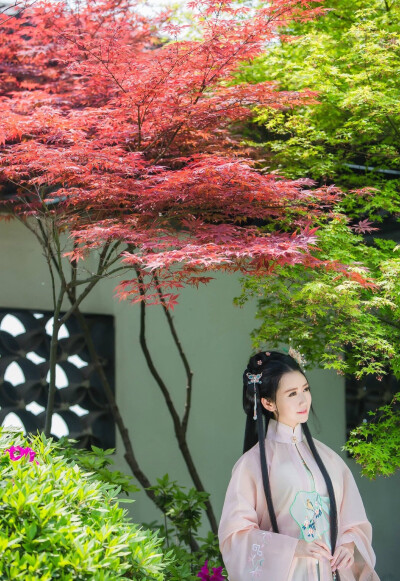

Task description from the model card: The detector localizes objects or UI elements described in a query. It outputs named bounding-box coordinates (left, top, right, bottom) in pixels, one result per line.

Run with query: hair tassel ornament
left=246, top=372, right=263, bottom=420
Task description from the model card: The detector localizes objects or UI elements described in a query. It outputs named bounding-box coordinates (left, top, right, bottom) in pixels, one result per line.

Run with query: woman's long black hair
left=243, top=350, right=341, bottom=581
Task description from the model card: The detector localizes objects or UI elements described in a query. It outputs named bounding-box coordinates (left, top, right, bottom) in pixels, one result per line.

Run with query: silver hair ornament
left=246, top=372, right=263, bottom=420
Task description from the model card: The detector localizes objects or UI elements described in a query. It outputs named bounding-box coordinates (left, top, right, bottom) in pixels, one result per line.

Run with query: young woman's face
left=261, top=370, right=311, bottom=429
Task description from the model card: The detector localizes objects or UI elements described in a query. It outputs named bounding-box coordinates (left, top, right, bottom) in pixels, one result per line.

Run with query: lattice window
left=0, top=308, right=115, bottom=449
left=345, top=352, right=398, bottom=457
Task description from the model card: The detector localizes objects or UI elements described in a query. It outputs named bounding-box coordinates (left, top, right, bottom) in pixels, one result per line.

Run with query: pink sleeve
left=337, top=458, right=381, bottom=581
left=218, top=456, right=298, bottom=581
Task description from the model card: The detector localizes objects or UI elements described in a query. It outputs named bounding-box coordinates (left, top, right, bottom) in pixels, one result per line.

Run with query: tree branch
left=68, top=265, right=127, bottom=288
left=135, top=268, right=218, bottom=534
left=25, top=225, right=198, bottom=544
left=153, top=273, right=193, bottom=434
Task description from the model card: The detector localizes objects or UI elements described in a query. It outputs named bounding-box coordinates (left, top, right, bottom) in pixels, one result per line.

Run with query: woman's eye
left=289, top=387, right=310, bottom=396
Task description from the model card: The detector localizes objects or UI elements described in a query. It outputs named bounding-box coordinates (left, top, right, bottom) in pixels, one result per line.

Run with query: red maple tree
left=0, top=0, right=381, bottom=537
left=0, top=0, right=378, bottom=309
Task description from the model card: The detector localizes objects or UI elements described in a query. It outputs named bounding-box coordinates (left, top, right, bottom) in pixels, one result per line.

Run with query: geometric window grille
left=344, top=349, right=399, bottom=458
left=0, top=308, right=115, bottom=450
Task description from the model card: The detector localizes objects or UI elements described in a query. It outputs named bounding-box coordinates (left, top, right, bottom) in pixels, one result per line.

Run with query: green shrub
left=0, top=429, right=170, bottom=580
left=144, top=475, right=226, bottom=581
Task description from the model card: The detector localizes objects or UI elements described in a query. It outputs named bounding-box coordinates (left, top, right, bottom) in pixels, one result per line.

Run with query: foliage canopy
left=0, top=0, right=376, bottom=308
left=233, top=0, right=400, bottom=476
left=237, top=0, right=400, bottom=206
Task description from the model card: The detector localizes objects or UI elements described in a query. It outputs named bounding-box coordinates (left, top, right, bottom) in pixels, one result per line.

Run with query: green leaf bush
left=342, top=392, right=400, bottom=478
left=0, top=429, right=169, bottom=580
left=143, top=475, right=226, bottom=580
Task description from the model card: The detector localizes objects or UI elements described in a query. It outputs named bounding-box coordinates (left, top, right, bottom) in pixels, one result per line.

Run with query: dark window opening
left=344, top=347, right=398, bottom=458
left=0, top=308, right=115, bottom=450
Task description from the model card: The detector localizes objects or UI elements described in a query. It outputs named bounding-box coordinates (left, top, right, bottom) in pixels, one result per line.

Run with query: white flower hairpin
left=288, top=346, right=307, bottom=367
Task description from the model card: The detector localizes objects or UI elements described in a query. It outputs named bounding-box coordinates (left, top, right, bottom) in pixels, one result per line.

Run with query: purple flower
left=197, top=560, right=225, bottom=581
left=5, top=446, right=39, bottom=464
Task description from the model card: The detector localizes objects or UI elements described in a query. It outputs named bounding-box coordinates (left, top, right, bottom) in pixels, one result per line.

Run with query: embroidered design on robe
left=248, top=531, right=271, bottom=577
left=289, top=490, right=331, bottom=547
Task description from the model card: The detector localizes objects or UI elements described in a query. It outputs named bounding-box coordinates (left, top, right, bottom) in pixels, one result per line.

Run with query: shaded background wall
left=0, top=219, right=398, bottom=580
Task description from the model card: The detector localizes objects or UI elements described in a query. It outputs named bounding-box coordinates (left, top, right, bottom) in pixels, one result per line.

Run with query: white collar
left=267, top=418, right=303, bottom=444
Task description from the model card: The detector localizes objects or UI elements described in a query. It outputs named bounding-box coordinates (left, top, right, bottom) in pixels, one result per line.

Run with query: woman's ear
left=261, top=397, right=276, bottom=412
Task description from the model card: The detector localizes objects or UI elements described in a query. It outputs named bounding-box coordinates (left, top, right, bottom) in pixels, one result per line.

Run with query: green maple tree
left=233, top=0, right=400, bottom=478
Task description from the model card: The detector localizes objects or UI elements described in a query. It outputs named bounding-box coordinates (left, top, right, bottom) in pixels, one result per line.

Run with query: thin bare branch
left=135, top=268, right=218, bottom=533
left=153, top=273, right=193, bottom=434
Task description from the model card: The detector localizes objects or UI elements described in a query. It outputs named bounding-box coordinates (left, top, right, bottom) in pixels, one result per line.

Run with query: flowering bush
left=0, top=429, right=169, bottom=580
left=197, top=561, right=225, bottom=581
left=5, top=445, right=39, bottom=464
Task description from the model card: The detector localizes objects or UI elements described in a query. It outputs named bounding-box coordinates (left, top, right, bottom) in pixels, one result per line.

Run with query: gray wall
left=0, top=219, right=397, bottom=580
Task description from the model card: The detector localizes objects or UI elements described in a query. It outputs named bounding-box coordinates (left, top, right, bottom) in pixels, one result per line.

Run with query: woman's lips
left=297, top=410, right=308, bottom=414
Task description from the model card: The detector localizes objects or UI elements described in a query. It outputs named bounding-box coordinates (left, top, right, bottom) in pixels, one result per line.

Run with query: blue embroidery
left=300, top=498, right=323, bottom=538
left=289, top=490, right=331, bottom=547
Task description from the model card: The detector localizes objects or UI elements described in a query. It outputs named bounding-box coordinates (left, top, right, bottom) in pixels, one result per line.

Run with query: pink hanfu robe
left=218, top=419, right=380, bottom=581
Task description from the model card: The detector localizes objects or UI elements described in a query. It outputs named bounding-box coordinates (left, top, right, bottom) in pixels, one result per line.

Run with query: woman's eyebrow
left=283, top=383, right=309, bottom=393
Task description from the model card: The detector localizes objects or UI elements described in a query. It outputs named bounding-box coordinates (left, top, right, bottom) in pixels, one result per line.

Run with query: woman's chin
left=297, top=413, right=308, bottom=422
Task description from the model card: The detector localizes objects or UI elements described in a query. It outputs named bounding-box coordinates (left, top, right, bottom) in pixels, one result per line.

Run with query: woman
left=218, top=350, right=380, bottom=581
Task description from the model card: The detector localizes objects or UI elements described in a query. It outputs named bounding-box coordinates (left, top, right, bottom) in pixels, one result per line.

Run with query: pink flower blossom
left=197, top=560, right=224, bottom=581
left=5, top=446, right=39, bottom=464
